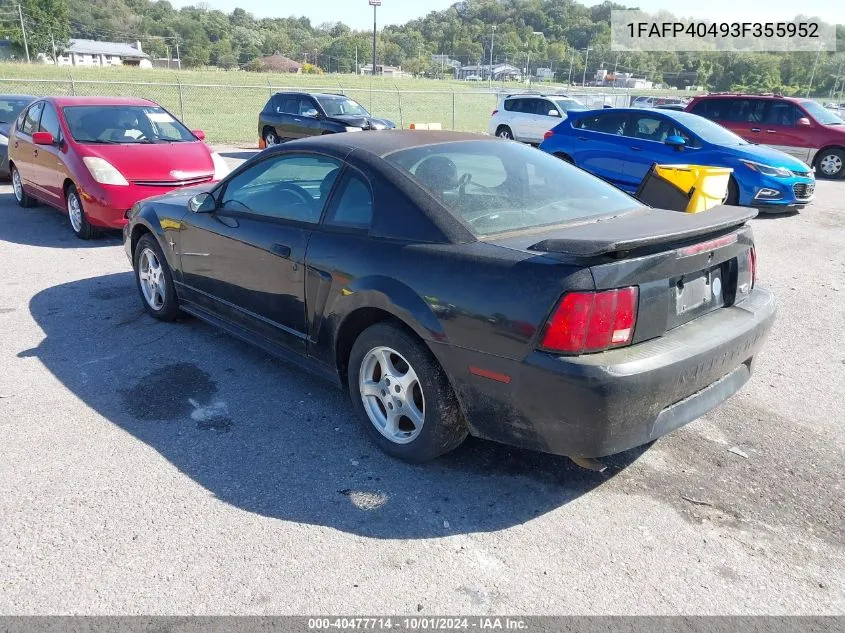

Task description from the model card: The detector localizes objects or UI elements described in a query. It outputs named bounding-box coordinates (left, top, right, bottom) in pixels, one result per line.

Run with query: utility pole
left=489, top=25, right=496, bottom=88
left=49, top=27, right=57, bottom=65
left=369, top=0, right=380, bottom=77
left=568, top=49, right=574, bottom=85
left=355, top=45, right=358, bottom=74
left=17, top=4, right=29, bottom=63
left=582, top=47, right=592, bottom=87
left=806, top=42, right=822, bottom=98
left=175, top=38, right=181, bottom=70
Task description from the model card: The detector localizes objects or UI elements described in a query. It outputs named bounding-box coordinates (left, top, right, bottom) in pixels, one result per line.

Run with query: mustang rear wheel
left=348, top=322, right=467, bottom=462
left=133, top=233, right=180, bottom=321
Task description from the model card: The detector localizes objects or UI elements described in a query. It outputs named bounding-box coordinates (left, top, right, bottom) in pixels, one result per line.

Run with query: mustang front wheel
left=134, top=233, right=180, bottom=321
left=348, top=322, right=467, bottom=462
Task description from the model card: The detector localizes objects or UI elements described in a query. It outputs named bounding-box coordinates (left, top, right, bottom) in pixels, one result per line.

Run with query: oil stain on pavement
left=121, top=362, right=232, bottom=431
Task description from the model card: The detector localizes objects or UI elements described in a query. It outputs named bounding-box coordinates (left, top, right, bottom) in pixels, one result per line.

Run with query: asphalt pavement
left=0, top=150, right=842, bottom=614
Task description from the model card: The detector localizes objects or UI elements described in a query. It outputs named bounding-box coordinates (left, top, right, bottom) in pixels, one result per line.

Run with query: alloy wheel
left=264, top=131, right=278, bottom=146
left=11, top=168, right=23, bottom=202
left=359, top=346, right=425, bottom=444
left=67, top=192, right=83, bottom=233
left=138, top=248, right=166, bottom=311
left=497, top=128, right=512, bottom=140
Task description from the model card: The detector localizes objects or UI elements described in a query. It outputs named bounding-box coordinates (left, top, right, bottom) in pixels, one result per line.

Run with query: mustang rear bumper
left=433, top=287, right=776, bottom=458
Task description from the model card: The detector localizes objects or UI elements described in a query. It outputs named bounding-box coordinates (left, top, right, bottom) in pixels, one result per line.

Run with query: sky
left=172, top=1, right=843, bottom=30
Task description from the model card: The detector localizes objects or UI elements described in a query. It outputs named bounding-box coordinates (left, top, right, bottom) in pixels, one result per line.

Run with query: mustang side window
left=220, top=154, right=342, bottom=223
left=323, top=172, right=374, bottom=231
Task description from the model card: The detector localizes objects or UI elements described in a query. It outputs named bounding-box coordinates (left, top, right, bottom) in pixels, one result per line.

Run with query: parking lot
left=0, top=149, right=843, bottom=615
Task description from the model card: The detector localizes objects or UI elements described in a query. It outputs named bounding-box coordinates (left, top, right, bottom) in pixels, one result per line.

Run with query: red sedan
left=7, top=96, right=229, bottom=239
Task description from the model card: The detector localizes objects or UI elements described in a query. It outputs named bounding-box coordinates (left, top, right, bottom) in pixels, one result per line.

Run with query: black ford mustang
left=124, top=131, right=776, bottom=463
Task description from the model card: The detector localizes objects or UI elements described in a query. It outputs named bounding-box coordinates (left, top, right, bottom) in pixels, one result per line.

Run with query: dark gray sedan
left=0, top=95, right=35, bottom=178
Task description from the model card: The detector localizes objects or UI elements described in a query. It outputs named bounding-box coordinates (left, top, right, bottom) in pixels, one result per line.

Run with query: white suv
left=489, top=94, right=587, bottom=144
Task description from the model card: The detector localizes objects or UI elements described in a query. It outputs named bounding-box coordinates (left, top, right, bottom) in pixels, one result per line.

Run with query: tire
left=815, top=148, right=845, bottom=180
left=11, top=165, right=36, bottom=208
left=133, top=233, right=180, bottom=321
left=65, top=184, right=97, bottom=240
left=348, top=322, right=468, bottom=463
left=495, top=125, right=514, bottom=140
left=263, top=127, right=279, bottom=146
left=724, top=177, right=740, bottom=205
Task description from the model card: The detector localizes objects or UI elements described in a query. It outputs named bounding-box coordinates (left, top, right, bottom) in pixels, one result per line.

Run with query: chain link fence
left=0, top=77, right=636, bottom=145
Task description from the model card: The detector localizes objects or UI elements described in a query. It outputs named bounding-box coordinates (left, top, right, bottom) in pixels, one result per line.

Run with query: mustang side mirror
left=665, top=135, right=686, bottom=150
left=32, top=131, right=54, bottom=145
left=188, top=192, right=216, bottom=213
left=797, top=117, right=811, bottom=127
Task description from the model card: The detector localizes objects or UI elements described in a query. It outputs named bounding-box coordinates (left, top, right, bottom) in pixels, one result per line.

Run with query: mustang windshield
left=385, top=141, right=642, bottom=236
left=62, top=105, right=196, bottom=144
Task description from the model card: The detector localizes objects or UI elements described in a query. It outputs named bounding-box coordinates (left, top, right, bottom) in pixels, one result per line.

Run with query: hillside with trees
left=1, top=0, right=843, bottom=96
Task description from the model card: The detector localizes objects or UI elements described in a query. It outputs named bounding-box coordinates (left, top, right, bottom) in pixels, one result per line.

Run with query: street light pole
left=369, top=0, right=381, bottom=77
left=568, top=49, right=574, bottom=85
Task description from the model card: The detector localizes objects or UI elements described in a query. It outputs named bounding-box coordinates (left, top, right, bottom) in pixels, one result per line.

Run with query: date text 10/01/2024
left=307, top=618, right=528, bottom=630
left=626, top=21, right=821, bottom=39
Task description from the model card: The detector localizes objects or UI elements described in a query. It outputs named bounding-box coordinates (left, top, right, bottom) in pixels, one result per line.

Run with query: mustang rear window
left=385, top=140, right=641, bottom=236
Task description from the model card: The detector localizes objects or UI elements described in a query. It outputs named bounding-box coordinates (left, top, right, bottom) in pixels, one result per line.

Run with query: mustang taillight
left=540, top=288, right=639, bottom=354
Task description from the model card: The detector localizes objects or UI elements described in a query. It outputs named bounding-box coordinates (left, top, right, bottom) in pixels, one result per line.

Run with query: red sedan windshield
left=62, top=105, right=196, bottom=144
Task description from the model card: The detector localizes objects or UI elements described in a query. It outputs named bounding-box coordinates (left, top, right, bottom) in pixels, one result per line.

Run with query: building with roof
left=256, top=54, right=302, bottom=73
left=458, top=63, right=521, bottom=82
left=47, top=39, right=152, bottom=68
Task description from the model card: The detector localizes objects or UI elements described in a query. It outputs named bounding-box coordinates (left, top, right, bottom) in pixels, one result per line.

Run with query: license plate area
left=670, top=265, right=725, bottom=325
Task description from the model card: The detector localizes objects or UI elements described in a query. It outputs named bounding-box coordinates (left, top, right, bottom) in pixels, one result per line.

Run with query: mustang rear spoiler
left=528, top=206, right=757, bottom=257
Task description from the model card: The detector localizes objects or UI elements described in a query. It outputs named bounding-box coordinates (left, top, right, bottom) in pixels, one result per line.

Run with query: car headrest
left=414, top=156, right=458, bottom=194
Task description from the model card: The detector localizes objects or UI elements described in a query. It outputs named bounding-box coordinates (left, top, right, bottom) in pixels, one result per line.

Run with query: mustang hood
left=143, top=182, right=214, bottom=206
left=327, top=114, right=395, bottom=130
left=84, top=141, right=215, bottom=182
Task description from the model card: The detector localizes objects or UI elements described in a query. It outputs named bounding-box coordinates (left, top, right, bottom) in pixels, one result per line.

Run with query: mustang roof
left=279, top=130, right=488, bottom=157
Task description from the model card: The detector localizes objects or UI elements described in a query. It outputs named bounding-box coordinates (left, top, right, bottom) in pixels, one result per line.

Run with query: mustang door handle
left=271, top=243, right=291, bottom=258
left=766, top=129, right=777, bottom=133
left=577, top=136, right=589, bottom=141
left=630, top=146, right=643, bottom=151
left=750, top=128, right=761, bottom=132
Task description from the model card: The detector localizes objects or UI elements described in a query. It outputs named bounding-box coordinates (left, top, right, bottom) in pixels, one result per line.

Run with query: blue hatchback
left=539, top=108, right=815, bottom=210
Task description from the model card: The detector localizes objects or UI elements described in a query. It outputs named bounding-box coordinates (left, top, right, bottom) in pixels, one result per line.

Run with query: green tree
left=13, top=0, right=71, bottom=58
